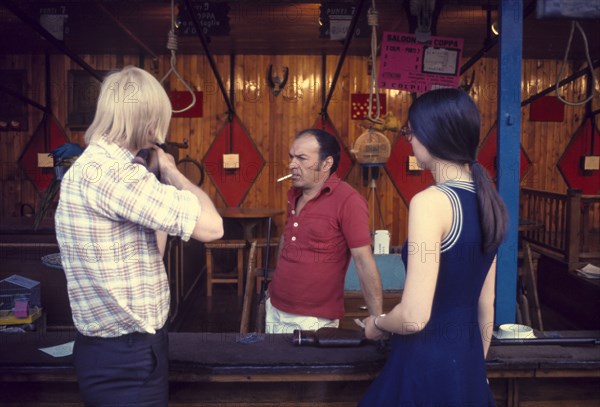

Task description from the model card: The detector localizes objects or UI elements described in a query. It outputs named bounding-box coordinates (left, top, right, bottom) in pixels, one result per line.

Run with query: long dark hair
left=296, top=128, right=341, bottom=174
left=408, top=88, right=508, bottom=253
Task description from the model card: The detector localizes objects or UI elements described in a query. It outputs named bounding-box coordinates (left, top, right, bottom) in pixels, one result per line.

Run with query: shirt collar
left=291, top=173, right=341, bottom=199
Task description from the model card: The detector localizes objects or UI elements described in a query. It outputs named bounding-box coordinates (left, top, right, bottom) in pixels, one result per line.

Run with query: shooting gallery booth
left=0, top=0, right=599, bottom=406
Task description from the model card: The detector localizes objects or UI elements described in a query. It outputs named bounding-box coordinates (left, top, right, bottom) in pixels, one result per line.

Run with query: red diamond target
left=18, top=116, right=70, bottom=191
left=203, top=115, right=265, bottom=207
left=385, top=134, right=433, bottom=205
left=557, top=119, right=600, bottom=194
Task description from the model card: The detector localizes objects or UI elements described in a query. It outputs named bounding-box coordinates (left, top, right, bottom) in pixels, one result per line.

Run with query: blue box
left=0, top=274, right=41, bottom=311
left=345, top=254, right=406, bottom=291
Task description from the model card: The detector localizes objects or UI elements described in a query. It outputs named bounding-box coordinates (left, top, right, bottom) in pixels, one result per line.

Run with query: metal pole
left=496, top=0, right=523, bottom=325
left=0, top=84, right=47, bottom=113
left=321, top=0, right=367, bottom=115
left=521, top=59, right=600, bottom=106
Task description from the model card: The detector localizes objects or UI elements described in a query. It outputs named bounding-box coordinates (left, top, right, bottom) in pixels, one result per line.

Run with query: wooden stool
left=204, top=240, right=247, bottom=296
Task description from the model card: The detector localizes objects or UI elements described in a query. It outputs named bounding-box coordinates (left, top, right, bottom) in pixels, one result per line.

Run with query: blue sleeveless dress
left=359, top=180, right=496, bottom=407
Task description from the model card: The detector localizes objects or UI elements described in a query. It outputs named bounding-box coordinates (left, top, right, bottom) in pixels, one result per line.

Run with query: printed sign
left=319, top=3, right=369, bottom=40
left=378, top=32, right=463, bottom=93
left=177, top=1, right=230, bottom=37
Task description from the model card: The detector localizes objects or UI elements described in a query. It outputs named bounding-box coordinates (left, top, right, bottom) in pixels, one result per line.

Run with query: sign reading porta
left=378, top=32, right=463, bottom=93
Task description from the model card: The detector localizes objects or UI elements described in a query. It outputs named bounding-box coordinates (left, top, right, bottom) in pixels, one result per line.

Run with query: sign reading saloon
left=378, top=32, right=463, bottom=93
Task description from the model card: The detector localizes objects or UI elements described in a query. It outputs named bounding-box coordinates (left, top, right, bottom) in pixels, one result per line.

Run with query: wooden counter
left=0, top=331, right=598, bottom=406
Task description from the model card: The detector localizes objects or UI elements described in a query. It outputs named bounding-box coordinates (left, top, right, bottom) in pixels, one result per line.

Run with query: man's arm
left=153, top=147, right=223, bottom=242
left=350, top=245, right=383, bottom=317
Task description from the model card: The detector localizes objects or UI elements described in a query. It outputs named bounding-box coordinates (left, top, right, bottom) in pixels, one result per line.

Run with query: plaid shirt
left=55, top=137, right=200, bottom=337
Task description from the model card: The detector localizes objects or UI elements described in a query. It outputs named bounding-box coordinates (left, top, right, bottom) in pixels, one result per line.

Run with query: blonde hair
left=84, top=66, right=172, bottom=151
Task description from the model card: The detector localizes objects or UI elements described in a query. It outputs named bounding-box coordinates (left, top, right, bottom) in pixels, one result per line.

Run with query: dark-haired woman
left=359, top=88, right=508, bottom=406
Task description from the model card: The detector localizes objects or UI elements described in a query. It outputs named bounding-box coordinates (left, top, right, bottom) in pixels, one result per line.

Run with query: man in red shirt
left=267, top=128, right=383, bottom=334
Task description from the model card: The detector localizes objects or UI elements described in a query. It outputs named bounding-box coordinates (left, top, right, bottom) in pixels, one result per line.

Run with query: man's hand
left=143, top=148, right=161, bottom=179
left=150, top=146, right=178, bottom=185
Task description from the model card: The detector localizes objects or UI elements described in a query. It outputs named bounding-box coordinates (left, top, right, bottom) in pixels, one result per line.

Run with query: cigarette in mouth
left=277, top=174, right=293, bottom=182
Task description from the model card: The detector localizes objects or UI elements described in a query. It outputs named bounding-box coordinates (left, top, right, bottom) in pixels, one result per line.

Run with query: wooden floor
left=170, top=283, right=247, bottom=333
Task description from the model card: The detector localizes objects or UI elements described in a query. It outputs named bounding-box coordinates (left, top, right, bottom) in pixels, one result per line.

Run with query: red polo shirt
left=269, top=174, right=371, bottom=319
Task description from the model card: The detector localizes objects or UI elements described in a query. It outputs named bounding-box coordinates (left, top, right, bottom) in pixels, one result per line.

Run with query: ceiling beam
left=96, top=2, right=159, bottom=61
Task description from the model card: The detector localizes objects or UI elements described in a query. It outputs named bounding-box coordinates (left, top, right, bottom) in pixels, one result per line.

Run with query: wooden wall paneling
left=1, top=55, right=40, bottom=218
left=236, top=53, right=261, bottom=208
left=270, top=54, right=288, bottom=210
left=338, top=59, right=351, bottom=146
left=529, top=60, right=548, bottom=191
left=238, top=55, right=254, bottom=206
left=271, top=54, right=285, bottom=213
left=0, top=54, right=597, bottom=243
left=167, top=52, right=187, bottom=151
left=28, top=55, right=45, bottom=215
left=204, top=53, right=226, bottom=208
left=193, top=52, right=206, bottom=163
left=324, top=55, right=341, bottom=129
left=472, top=59, right=498, bottom=140
left=271, top=54, right=293, bottom=213
left=240, top=54, right=257, bottom=115
left=536, top=60, right=554, bottom=192
left=521, top=60, right=536, bottom=189
left=182, top=53, right=219, bottom=208
left=188, top=54, right=203, bottom=160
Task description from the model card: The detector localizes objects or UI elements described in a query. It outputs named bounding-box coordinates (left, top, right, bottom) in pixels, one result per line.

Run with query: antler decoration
left=267, top=64, right=289, bottom=96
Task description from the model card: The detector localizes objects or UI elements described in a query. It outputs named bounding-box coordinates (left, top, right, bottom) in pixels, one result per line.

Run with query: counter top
left=1, top=331, right=598, bottom=382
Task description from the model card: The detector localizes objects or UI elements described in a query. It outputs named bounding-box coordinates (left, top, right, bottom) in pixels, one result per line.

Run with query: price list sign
left=378, top=32, right=463, bottom=93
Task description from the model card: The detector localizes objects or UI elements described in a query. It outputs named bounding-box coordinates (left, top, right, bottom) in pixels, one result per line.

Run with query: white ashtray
left=496, top=324, right=536, bottom=340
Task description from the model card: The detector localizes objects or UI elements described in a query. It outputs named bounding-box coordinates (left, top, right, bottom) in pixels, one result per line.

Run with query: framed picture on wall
left=67, top=70, right=106, bottom=130
left=0, top=70, right=28, bottom=132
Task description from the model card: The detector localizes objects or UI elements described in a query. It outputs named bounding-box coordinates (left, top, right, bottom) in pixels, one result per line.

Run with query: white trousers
left=265, top=298, right=339, bottom=334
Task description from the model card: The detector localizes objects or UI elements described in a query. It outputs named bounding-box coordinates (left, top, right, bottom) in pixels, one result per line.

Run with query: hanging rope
left=161, top=0, right=196, bottom=113
left=555, top=21, right=598, bottom=106
left=366, top=1, right=382, bottom=123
